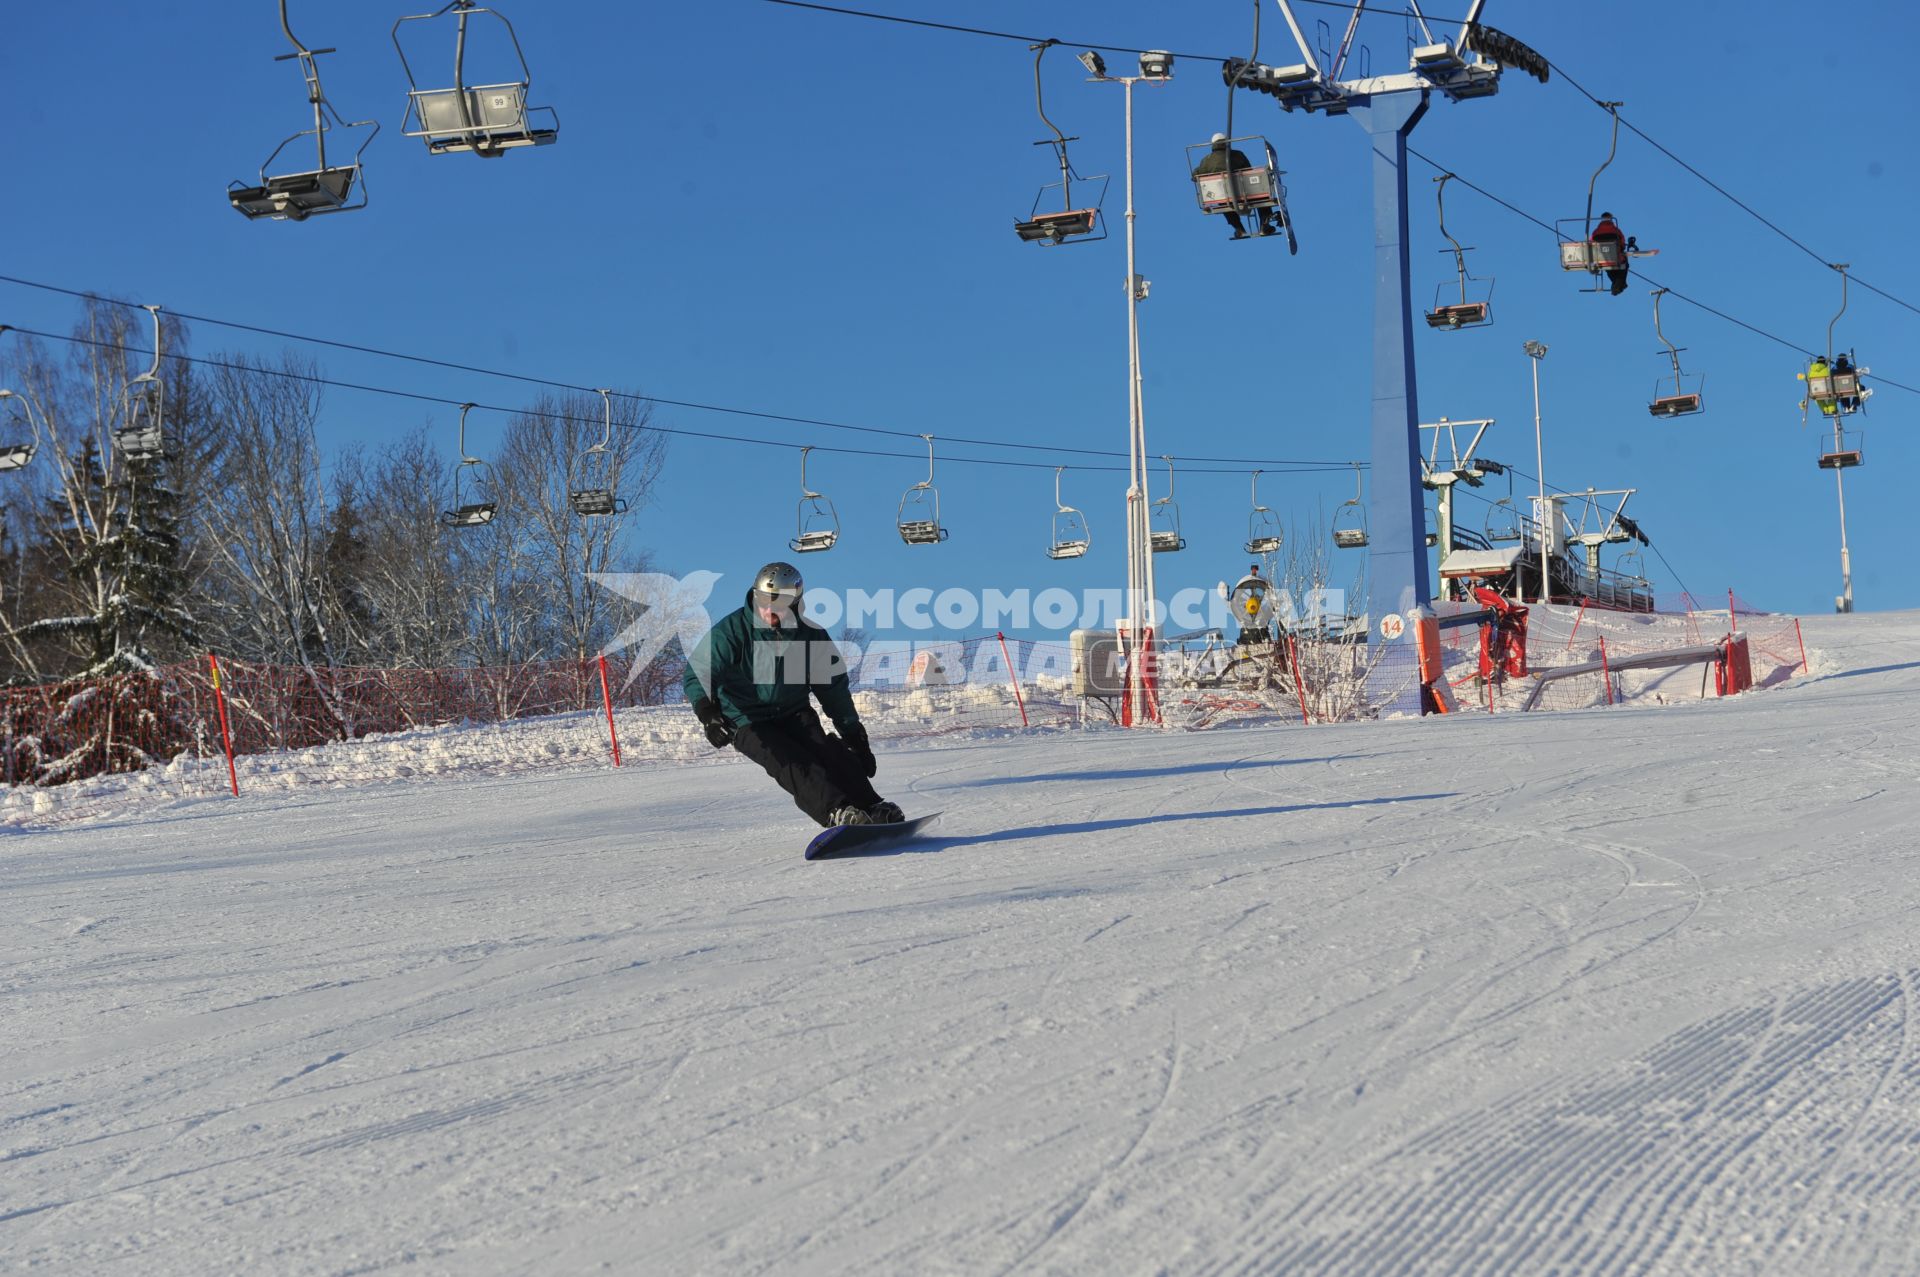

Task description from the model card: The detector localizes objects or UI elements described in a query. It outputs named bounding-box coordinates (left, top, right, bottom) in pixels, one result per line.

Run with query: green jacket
left=682, top=600, right=860, bottom=732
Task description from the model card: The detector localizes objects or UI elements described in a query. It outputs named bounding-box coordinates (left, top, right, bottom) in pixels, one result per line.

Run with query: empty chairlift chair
left=1149, top=455, right=1186, bottom=553
left=1484, top=495, right=1523, bottom=543
left=568, top=389, right=628, bottom=517
left=1047, top=467, right=1090, bottom=559
left=897, top=434, right=949, bottom=545
left=1244, top=469, right=1283, bottom=555
left=1013, top=42, right=1107, bottom=246
left=1425, top=174, right=1492, bottom=329
left=1647, top=289, right=1704, bottom=417
left=790, top=446, right=839, bottom=553
left=1332, top=462, right=1368, bottom=549
left=117, top=305, right=167, bottom=463
left=441, top=403, right=500, bottom=527
left=229, top=0, right=379, bottom=221
left=393, top=1, right=558, bottom=158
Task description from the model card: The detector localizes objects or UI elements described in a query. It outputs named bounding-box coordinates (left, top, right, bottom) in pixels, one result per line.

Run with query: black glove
left=839, top=721, right=877, bottom=778
left=692, top=697, right=734, bottom=749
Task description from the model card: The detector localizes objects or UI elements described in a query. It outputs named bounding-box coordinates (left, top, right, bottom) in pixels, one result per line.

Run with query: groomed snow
left=4, top=611, right=1918, bottom=1274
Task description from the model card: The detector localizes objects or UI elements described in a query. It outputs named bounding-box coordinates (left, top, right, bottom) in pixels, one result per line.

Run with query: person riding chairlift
left=1589, top=211, right=1632, bottom=296
left=1807, top=354, right=1838, bottom=417
left=1832, top=351, right=1861, bottom=411
left=1194, top=134, right=1279, bottom=241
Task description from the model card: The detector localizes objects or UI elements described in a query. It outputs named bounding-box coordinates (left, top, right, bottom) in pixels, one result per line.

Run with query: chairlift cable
left=0, top=273, right=1359, bottom=465
left=0, top=324, right=1360, bottom=477
left=1545, top=57, right=1920, bottom=320
left=1401, top=150, right=1919, bottom=394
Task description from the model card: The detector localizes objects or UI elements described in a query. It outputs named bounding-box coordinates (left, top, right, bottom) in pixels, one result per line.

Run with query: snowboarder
left=1193, top=134, right=1280, bottom=240
left=683, top=561, right=905, bottom=828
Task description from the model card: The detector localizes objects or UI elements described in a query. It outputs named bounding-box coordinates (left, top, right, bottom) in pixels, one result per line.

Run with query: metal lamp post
left=1084, top=48, right=1172, bottom=725
left=1523, top=339, right=1549, bottom=603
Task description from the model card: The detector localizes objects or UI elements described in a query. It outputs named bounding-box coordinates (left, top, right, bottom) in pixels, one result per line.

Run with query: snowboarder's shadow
left=866, top=793, right=1457, bottom=855
left=948, top=754, right=1383, bottom=790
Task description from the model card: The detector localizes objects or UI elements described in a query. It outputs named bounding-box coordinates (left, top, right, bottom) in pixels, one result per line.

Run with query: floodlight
left=1139, top=50, right=1173, bottom=78
left=1077, top=50, right=1106, bottom=77
left=1523, top=340, right=1548, bottom=360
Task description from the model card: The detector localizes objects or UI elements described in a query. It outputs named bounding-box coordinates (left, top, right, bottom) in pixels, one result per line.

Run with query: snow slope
left=3, top=612, right=1918, bottom=1275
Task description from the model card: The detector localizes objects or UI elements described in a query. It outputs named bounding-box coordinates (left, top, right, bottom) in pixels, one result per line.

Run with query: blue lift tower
left=1229, top=1, right=1544, bottom=712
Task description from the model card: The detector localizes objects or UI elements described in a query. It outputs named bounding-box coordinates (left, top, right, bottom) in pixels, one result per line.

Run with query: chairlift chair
left=1013, top=42, right=1107, bottom=246
left=1190, top=7, right=1298, bottom=253
left=0, top=390, right=39, bottom=472
left=117, top=305, right=167, bottom=463
left=898, top=434, right=949, bottom=545
left=441, top=403, right=500, bottom=527
left=1817, top=429, right=1864, bottom=470
left=1800, top=266, right=1874, bottom=424
left=1244, top=469, right=1283, bottom=555
left=1046, top=467, right=1090, bottom=559
left=566, top=388, right=628, bottom=517
left=1426, top=175, right=1492, bottom=329
left=1554, top=103, right=1656, bottom=291
left=1484, top=496, right=1522, bottom=543
left=1149, top=455, right=1186, bottom=553
left=393, top=1, right=558, bottom=158
left=790, top=446, right=839, bottom=553
left=229, top=1, right=379, bottom=221
left=1184, top=138, right=1295, bottom=249
left=1646, top=289, right=1704, bottom=417
left=1332, top=462, right=1368, bottom=549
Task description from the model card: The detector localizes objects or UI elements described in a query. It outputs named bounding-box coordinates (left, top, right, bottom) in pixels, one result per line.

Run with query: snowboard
left=804, top=812, right=943, bottom=860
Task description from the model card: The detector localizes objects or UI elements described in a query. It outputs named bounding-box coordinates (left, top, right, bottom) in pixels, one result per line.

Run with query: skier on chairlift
left=1832, top=351, right=1860, bottom=411
left=1807, top=354, right=1838, bottom=417
left=684, top=562, right=905, bottom=828
left=1194, top=135, right=1279, bottom=240
left=1590, top=211, right=1632, bottom=296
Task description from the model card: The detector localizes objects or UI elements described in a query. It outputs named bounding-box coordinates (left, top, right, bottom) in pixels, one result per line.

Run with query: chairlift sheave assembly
left=229, top=0, right=379, bottom=221
left=118, top=305, right=167, bottom=462
left=1012, top=41, right=1108, bottom=246
left=790, top=446, right=839, bottom=553
left=1149, top=455, right=1187, bottom=553
left=1332, top=461, right=1368, bottom=549
left=1046, top=467, right=1090, bottom=560
left=1244, top=469, right=1283, bottom=555
left=897, top=434, right=949, bottom=545
left=441, top=403, right=500, bottom=527
left=393, top=0, right=558, bottom=158
left=1426, top=174, right=1492, bottom=329
left=568, top=389, right=628, bottom=517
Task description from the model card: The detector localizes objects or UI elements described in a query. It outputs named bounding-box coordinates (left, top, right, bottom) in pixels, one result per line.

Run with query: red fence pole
left=207, top=652, right=239, bottom=796
left=1289, top=635, right=1311, bottom=726
left=1598, top=636, right=1615, bottom=707
left=1727, top=587, right=1737, bottom=639
left=1793, top=618, right=1809, bottom=674
left=597, top=654, right=622, bottom=767
left=995, top=632, right=1029, bottom=728
left=1565, top=596, right=1590, bottom=651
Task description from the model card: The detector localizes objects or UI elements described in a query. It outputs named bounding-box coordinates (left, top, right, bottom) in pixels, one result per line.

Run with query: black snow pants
left=731, top=708, right=882, bottom=827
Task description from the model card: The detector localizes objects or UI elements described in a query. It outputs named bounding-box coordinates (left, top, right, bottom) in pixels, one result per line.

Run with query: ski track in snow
left=3, top=612, right=1920, bottom=1274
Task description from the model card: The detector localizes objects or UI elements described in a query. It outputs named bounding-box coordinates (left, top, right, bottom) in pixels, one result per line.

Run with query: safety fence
left=0, top=601, right=1810, bottom=823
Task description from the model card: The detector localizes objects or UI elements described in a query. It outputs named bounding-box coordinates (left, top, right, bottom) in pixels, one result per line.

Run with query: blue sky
left=5, top=0, right=1914, bottom=627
